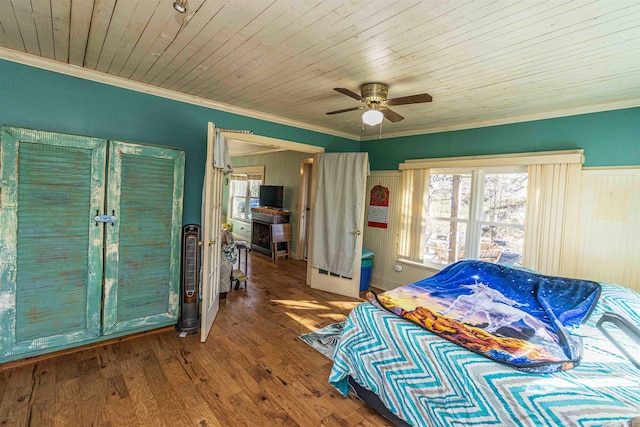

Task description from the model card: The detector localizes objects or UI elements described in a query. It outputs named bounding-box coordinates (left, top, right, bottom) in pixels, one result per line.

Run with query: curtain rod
left=217, top=128, right=254, bottom=134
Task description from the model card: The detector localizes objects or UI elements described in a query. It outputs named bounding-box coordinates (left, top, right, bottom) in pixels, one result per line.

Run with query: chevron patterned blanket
left=330, top=281, right=640, bottom=426
left=367, top=261, right=602, bottom=373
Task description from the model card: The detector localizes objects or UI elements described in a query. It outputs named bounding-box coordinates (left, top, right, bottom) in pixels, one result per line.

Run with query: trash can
left=360, top=249, right=375, bottom=292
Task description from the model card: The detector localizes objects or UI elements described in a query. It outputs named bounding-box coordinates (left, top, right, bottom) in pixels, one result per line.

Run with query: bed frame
left=348, top=377, right=411, bottom=427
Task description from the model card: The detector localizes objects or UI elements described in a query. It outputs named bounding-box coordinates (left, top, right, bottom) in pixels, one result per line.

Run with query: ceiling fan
left=326, top=83, right=432, bottom=125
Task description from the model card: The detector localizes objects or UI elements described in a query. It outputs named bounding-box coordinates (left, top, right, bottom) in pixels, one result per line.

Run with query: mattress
left=329, top=282, right=640, bottom=426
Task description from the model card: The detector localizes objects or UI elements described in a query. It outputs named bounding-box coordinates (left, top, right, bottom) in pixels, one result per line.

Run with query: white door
left=308, top=153, right=368, bottom=299
left=200, top=122, right=224, bottom=342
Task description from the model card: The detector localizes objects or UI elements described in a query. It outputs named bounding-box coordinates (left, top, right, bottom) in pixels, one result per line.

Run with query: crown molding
left=0, top=47, right=359, bottom=141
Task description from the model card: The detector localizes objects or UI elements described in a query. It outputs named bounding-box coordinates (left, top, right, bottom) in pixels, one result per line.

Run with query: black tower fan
left=178, top=224, right=201, bottom=332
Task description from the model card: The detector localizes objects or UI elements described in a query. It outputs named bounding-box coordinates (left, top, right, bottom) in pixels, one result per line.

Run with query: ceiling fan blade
left=326, top=106, right=364, bottom=115
left=334, top=87, right=366, bottom=102
left=386, top=93, right=432, bottom=106
left=380, top=107, right=404, bottom=122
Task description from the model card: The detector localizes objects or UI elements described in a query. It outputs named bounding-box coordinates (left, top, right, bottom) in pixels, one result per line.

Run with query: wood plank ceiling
left=1, top=0, right=639, bottom=140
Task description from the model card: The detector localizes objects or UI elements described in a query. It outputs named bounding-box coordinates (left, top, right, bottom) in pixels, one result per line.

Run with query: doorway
left=223, top=132, right=323, bottom=265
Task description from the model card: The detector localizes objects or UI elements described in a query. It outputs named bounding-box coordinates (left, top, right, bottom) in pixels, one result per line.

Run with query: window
left=229, top=166, right=264, bottom=222
left=426, top=172, right=471, bottom=265
left=398, top=150, right=584, bottom=275
left=424, top=168, right=527, bottom=268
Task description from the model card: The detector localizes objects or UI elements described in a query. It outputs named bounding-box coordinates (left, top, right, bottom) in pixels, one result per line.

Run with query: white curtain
left=398, top=168, right=429, bottom=262
left=524, top=162, right=582, bottom=276
left=311, top=153, right=369, bottom=278
left=214, top=130, right=233, bottom=173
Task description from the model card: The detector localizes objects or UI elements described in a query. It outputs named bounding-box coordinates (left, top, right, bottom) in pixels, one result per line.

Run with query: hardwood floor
left=0, top=252, right=393, bottom=427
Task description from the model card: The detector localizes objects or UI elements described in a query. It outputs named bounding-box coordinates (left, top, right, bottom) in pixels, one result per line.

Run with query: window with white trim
left=398, top=150, right=585, bottom=274
left=425, top=167, right=527, bottom=268
left=229, top=166, right=264, bottom=222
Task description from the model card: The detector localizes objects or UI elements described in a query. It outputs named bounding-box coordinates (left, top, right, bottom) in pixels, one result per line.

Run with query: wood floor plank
left=186, top=402, right=224, bottom=427
left=29, top=362, right=56, bottom=405
left=256, top=388, right=302, bottom=427
left=0, top=253, right=392, bottom=426
left=52, top=378, right=81, bottom=426
left=105, top=374, right=140, bottom=427
left=27, top=402, right=58, bottom=426
left=0, top=367, right=33, bottom=426
left=123, top=358, right=167, bottom=427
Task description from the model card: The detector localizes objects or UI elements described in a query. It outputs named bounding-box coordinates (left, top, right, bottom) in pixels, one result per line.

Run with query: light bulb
left=173, top=0, right=187, bottom=13
left=362, top=109, right=384, bottom=126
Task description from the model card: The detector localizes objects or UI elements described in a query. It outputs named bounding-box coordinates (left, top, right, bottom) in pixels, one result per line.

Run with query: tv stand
left=250, top=207, right=291, bottom=257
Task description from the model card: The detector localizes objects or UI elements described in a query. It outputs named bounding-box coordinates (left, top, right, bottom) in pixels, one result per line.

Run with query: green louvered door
left=102, top=141, right=184, bottom=335
left=1, top=128, right=184, bottom=362
left=0, top=127, right=106, bottom=359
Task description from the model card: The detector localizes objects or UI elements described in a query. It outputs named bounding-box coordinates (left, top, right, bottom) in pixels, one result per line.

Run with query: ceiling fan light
left=173, top=0, right=187, bottom=13
left=362, top=109, right=384, bottom=126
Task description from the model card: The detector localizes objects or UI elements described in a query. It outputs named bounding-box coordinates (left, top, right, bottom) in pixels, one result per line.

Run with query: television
left=259, top=185, right=283, bottom=209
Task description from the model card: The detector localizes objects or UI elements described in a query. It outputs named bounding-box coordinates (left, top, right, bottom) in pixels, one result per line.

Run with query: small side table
left=232, top=240, right=250, bottom=290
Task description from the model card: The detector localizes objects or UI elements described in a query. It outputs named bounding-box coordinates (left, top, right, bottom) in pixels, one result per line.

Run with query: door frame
left=223, top=133, right=325, bottom=157
left=296, top=158, right=314, bottom=260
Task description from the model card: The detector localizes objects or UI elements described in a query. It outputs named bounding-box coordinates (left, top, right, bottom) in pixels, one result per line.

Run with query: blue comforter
left=368, top=261, right=601, bottom=373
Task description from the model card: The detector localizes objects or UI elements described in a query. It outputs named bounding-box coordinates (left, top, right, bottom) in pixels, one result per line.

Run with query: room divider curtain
left=311, top=153, right=369, bottom=278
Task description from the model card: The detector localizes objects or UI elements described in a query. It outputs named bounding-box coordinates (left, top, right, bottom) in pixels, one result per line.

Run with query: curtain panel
left=524, top=162, right=582, bottom=276
left=398, top=168, right=429, bottom=262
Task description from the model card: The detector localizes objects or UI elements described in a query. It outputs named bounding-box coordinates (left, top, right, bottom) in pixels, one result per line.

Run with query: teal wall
left=364, top=107, right=640, bottom=170
left=2, top=59, right=638, bottom=225
left=0, top=59, right=357, bottom=225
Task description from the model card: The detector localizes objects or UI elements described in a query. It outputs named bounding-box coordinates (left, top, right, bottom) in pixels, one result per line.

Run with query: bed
left=329, top=263, right=640, bottom=427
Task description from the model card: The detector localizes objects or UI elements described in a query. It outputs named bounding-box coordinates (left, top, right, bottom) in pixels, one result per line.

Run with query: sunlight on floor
left=285, top=311, right=330, bottom=332
left=271, top=299, right=361, bottom=332
left=270, top=299, right=331, bottom=310
left=319, top=312, right=349, bottom=322
left=327, top=300, right=362, bottom=310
